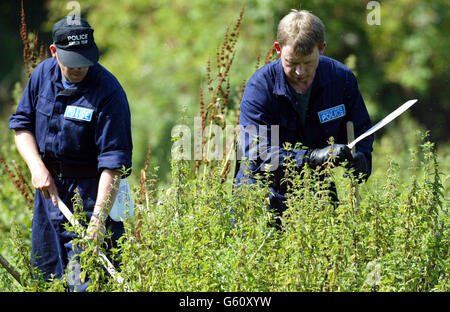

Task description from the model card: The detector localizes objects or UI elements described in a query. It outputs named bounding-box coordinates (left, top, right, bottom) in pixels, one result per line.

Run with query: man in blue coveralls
left=8, top=17, right=132, bottom=290
left=235, top=10, right=374, bottom=223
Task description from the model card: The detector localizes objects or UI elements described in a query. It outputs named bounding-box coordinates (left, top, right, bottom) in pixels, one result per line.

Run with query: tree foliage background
left=0, top=0, right=448, bottom=181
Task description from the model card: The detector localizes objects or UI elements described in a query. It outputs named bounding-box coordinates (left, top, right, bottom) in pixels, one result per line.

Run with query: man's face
left=49, top=45, right=89, bottom=83
left=276, top=43, right=325, bottom=90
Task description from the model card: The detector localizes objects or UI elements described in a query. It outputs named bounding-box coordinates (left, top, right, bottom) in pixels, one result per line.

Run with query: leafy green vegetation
left=1, top=127, right=447, bottom=291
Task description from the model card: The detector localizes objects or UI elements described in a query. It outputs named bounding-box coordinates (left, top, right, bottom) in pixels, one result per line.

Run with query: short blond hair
left=277, top=9, right=325, bottom=55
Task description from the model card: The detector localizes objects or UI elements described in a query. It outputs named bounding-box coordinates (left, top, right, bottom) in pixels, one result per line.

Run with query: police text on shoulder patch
left=318, top=104, right=346, bottom=123
left=64, top=105, right=93, bottom=122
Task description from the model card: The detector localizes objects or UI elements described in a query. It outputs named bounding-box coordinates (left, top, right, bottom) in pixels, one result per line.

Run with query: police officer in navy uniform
left=235, top=10, right=374, bottom=220
left=9, top=17, right=132, bottom=290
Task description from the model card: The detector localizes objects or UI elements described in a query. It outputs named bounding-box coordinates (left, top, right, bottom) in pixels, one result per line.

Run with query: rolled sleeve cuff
left=98, top=150, right=132, bottom=177
left=8, top=116, right=33, bottom=131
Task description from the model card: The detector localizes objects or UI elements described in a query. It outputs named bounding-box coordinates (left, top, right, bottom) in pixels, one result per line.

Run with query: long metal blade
left=348, top=99, right=418, bottom=149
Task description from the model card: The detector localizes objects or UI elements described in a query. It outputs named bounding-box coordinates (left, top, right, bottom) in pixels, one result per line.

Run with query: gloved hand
left=305, top=144, right=353, bottom=168
left=344, top=151, right=369, bottom=183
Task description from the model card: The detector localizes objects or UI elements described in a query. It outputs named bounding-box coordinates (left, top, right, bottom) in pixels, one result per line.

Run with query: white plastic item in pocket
left=109, top=179, right=134, bottom=222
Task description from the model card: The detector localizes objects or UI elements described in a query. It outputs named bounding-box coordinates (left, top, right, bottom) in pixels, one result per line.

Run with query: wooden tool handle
left=346, top=121, right=356, bottom=156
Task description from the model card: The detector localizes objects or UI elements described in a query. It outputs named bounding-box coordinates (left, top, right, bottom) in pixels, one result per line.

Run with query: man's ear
left=274, top=42, right=282, bottom=56
left=319, top=41, right=326, bottom=55
left=49, top=44, right=57, bottom=58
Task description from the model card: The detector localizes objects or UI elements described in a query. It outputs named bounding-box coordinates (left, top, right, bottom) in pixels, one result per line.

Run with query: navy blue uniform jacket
left=8, top=58, right=132, bottom=283
left=235, top=56, right=373, bottom=212
left=9, top=57, right=132, bottom=172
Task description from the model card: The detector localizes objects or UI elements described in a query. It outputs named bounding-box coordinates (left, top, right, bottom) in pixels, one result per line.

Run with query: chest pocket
left=59, top=102, right=97, bottom=160
left=318, top=104, right=347, bottom=143
left=35, top=95, right=55, bottom=152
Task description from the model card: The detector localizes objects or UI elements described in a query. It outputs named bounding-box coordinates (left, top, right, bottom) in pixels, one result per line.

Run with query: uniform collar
left=273, top=56, right=332, bottom=97
left=50, top=57, right=99, bottom=95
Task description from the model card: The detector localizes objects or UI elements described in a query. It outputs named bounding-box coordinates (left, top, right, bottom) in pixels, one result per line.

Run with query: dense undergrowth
left=0, top=132, right=448, bottom=292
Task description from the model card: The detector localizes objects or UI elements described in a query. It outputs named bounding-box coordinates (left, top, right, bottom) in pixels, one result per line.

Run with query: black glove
left=305, top=144, right=353, bottom=168
left=345, top=151, right=369, bottom=183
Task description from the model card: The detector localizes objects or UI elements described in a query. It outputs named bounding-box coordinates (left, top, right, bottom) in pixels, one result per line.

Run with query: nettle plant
left=110, top=132, right=447, bottom=292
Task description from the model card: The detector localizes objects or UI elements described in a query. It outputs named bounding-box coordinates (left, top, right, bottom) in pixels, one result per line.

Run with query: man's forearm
left=93, top=169, right=121, bottom=217
left=85, top=168, right=121, bottom=241
left=14, top=130, right=58, bottom=204
left=14, top=130, right=45, bottom=173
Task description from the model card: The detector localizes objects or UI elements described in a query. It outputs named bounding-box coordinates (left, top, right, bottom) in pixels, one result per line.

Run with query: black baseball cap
left=52, top=17, right=99, bottom=68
